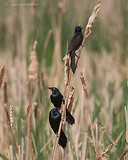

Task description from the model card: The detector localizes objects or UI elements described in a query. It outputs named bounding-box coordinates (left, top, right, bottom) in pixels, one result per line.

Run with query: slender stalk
left=75, top=2, right=101, bottom=69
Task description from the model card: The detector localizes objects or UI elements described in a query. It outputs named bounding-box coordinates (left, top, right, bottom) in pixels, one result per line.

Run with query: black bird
left=68, top=26, right=83, bottom=73
left=49, top=108, right=67, bottom=148
left=48, top=87, right=75, bottom=125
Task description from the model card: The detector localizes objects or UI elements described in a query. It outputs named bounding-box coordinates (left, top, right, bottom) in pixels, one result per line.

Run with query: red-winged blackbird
left=48, top=87, right=75, bottom=125
left=68, top=26, right=83, bottom=73
left=49, top=108, right=67, bottom=148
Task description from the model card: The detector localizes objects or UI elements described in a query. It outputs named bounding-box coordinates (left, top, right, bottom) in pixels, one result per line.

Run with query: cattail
left=67, top=87, right=75, bottom=112
left=76, top=2, right=101, bottom=68
left=28, top=40, right=38, bottom=82
left=85, top=2, right=101, bottom=38
left=63, top=54, right=70, bottom=85
left=80, top=73, right=88, bottom=98
left=0, top=66, right=5, bottom=88
left=10, top=105, right=14, bottom=128
left=3, top=82, right=7, bottom=104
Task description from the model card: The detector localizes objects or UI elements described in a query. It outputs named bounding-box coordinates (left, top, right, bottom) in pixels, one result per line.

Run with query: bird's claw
left=57, top=133, right=60, bottom=137
left=75, top=54, right=80, bottom=59
left=61, top=118, right=64, bottom=122
left=62, top=99, right=65, bottom=104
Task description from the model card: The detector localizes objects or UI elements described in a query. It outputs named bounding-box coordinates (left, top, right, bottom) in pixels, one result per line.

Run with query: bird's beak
left=48, top=87, right=53, bottom=91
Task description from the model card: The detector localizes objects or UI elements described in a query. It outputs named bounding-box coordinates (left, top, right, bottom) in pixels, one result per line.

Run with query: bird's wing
left=68, top=34, right=83, bottom=52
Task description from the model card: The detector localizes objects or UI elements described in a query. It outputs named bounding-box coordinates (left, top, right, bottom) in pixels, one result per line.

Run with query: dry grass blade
left=26, top=82, right=33, bottom=160
left=43, top=29, right=52, bottom=56
left=21, top=119, right=25, bottom=160
left=3, top=82, right=10, bottom=123
left=40, top=136, right=54, bottom=153
left=0, top=66, right=5, bottom=88
left=99, top=144, right=113, bottom=159
left=118, top=149, right=128, bottom=160
left=76, top=1, right=101, bottom=68
left=99, top=122, right=117, bottom=147
left=41, top=71, right=45, bottom=92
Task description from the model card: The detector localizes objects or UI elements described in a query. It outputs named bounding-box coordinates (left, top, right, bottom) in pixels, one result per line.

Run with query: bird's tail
left=70, top=50, right=76, bottom=74
left=66, top=109, right=75, bottom=125
left=59, top=130, right=67, bottom=149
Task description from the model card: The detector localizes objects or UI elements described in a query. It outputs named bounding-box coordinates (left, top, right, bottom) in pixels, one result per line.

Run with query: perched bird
left=48, top=87, right=75, bottom=125
left=68, top=26, right=83, bottom=73
left=49, top=108, right=67, bottom=148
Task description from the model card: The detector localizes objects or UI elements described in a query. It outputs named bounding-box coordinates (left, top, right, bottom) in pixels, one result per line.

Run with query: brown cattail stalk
left=80, top=72, right=96, bottom=151
left=52, top=86, right=68, bottom=160
left=26, top=82, right=33, bottom=160
left=125, top=106, right=128, bottom=144
left=96, top=144, right=113, bottom=160
left=67, top=87, right=75, bottom=112
left=75, top=2, right=101, bottom=69
left=118, top=149, right=128, bottom=160
left=0, top=66, right=5, bottom=88
left=43, top=29, right=52, bottom=58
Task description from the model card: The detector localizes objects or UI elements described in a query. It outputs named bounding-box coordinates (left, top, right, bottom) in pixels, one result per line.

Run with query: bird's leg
left=75, top=53, right=80, bottom=59
left=62, top=99, right=65, bottom=104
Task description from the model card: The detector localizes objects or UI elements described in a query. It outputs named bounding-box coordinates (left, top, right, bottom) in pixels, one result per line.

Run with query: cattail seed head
left=10, top=105, right=14, bottom=128
left=85, top=2, right=101, bottom=38
left=67, top=87, right=75, bottom=112
left=28, top=40, right=38, bottom=82
left=80, top=72, right=88, bottom=98
left=63, top=54, right=70, bottom=85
